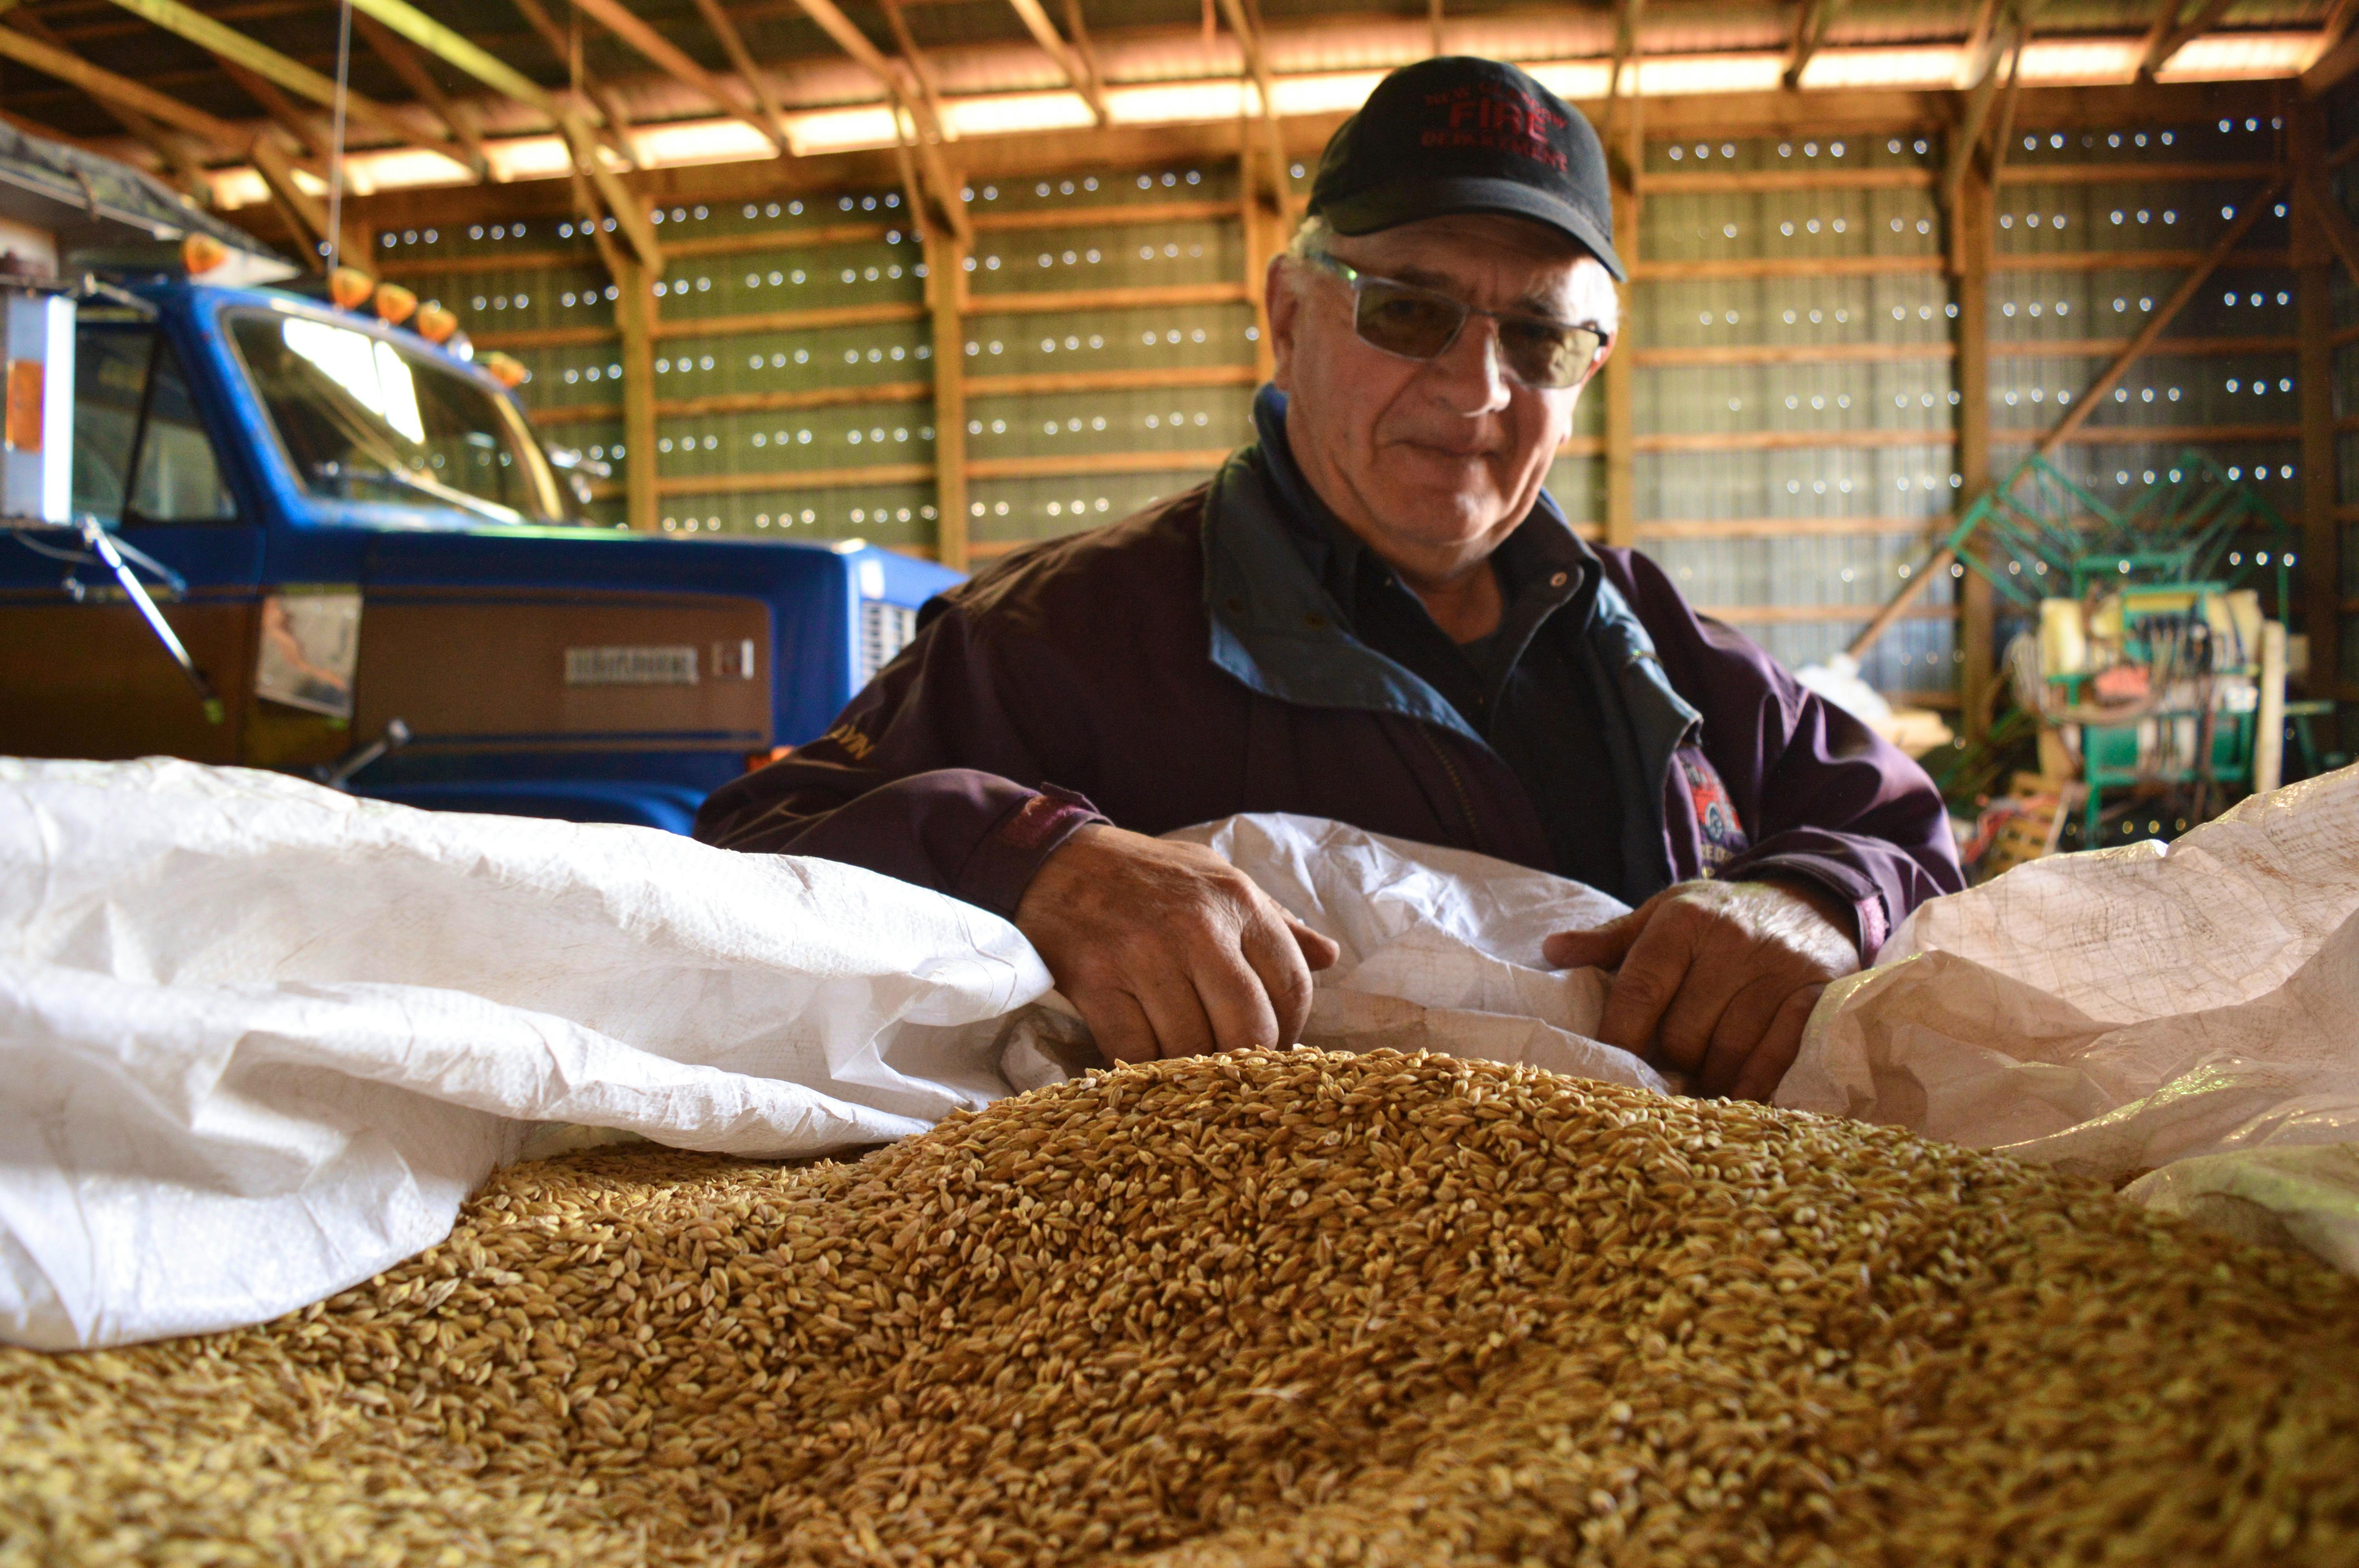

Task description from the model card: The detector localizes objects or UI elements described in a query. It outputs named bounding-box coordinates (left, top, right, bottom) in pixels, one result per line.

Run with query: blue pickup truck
left=0, top=272, right=958, bottom=835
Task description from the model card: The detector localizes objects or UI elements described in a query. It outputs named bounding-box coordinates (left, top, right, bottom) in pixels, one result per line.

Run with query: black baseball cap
left=1308, top=57, right=1625, bottom=281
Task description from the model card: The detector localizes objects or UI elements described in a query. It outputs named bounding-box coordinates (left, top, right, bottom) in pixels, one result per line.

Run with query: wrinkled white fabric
left=996, top=815, right=1664, bottom=1096
left=0, top=758, right=1051, bottom=1350
left=1783, top=766, right=2359, bottom=1273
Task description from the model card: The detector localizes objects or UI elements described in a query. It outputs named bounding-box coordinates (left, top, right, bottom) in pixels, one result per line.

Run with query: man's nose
left=1426, top=313, right=1513, bottom=414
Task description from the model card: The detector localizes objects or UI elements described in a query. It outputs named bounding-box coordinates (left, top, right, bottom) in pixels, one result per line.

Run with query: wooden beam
left=614, top=256, right=658, bottom=531
left=2304, top=15, right=2359, bottom=98
left=0, top=9, right=213, bottom=200
left=0, top=21, right=244, bottom=149
left=1783, top=0, right=1848, bottom=92
left=99, top=0, right=460, bottom=164
left=221, top=59, right=327, bottom=160
left=872, top=0, right=947, bottom=139
left=1216, top=0, right=1293, bottom=219
left=567, top=0, right=783, bottom=151
left=1954, top=155, right=1994, bottom=740
left=1604, top=180, right=1636, bottom=549
left=2140, top=0, right=2233, bottom=79
left=508, top=0, right=640, bottom=167
left=2036, top=174, right=2288, bottom=454
left=927, top=225, right=968, bottom=570
left=686, top=0, right=793, bottom=148
left=788, top=0, right=941, bottom=142
left=248, top=130, right=365, bottom=271
left=354, top=0, right=567, bottom=121
left=1943, top=11, right=2014, bottom=213
left=1004, top=0, right=1107, bottom=125
left=2294, top=100, right=2341, bottom=717
left=352, top=11, right=489, bottom=180
left=558, top=112, right=663, bottom=274
left=964, top=281, right=1249, bottom=315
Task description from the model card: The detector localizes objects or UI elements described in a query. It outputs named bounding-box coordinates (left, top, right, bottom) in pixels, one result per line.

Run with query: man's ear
left=1264, top=254, right=1300, bottom=392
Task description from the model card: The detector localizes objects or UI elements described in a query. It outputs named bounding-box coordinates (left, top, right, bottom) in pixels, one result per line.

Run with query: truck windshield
left=228, top=309, right=585, bottom=526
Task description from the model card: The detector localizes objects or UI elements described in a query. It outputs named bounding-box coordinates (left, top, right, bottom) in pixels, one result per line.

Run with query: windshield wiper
left=314, top=459, right=518, bottom=525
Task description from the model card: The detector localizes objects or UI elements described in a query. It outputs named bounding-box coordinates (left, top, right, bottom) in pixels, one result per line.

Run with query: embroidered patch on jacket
left=1679, top=750, right=1749, bottom=874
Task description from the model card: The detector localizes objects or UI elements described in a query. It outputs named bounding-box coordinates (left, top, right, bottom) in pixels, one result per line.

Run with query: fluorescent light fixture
left=2016, top=39, right=2140, bottom=84
left=1106, top=79, right=1249, bottom=124
left=1638, top=53, right=1785, bottom=95
left=633, top=117, right=775, bottom=165
left=948, top=91, right=1096, bottom=138
left=1798, top=47, right=1962, bottom=90
left=785, top=103, right=906, bottom=155
left=2157, top=32, right=2323, bottom=80
left=1269, top=70, right=1387, bottom=115
left=1523, top=61, right=1611, bottom=99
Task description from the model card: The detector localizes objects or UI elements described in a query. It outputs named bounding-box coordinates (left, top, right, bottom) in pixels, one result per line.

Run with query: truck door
left=0, top=313, right=255, bottom=762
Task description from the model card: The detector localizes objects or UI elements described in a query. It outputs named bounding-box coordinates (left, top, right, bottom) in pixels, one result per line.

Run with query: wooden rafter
left=1004, top=0, right=1108, bottom=125
left=220, top=59, right=328, bottom=160
left=788, top=0, right=940, bottom=141
left=565, top=0, right=785, bottom=152
left=98, top=0, right=463, bottom=169
left=506, top=0, right=641, bottom=168
left=1605, top=0, right=1643, bottom=191
left=2139, top=0, right=2232, bottom=80
left=2304, top=8, right=2359, bottom=97
left=352, top=11, right=489, bottom=179
left=1215, top=0, right=1292, bottom=215
left=872, top=0, right=947, bottom=142
left=1, top=6, right=213, bottom=199
left=349, top=0, right=568, bottom=121
left=0, top=19, right=244, bottom=150
left=1060, top=0, right=1110, bottom=120
left=686, top=0, right=792, bottom=148
left=248, top=129, right=366, bottom=270
left=1783, top=0, right=1848, bottom=92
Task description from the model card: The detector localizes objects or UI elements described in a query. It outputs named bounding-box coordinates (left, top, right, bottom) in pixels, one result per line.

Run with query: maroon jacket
left=697, top=444, right=1962, bottom=961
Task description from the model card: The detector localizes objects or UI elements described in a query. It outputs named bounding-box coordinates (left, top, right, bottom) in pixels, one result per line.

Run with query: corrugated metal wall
left=378, top=109, right=2328, bottom=712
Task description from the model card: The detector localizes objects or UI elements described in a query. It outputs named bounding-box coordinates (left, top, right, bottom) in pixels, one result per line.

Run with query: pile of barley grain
left=5, top=1048, right=2356, bottom=1568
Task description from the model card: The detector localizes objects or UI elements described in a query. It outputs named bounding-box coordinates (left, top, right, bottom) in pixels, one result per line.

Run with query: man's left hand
left=1541, top=879, right=1861, bottom=1101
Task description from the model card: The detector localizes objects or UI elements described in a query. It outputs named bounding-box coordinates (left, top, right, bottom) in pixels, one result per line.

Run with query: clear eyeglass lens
left=1349, top=278, right=1598, bottom=389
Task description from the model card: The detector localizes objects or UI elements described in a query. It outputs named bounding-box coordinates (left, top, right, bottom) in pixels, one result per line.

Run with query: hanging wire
left=323, top=0, right=355, bottom=270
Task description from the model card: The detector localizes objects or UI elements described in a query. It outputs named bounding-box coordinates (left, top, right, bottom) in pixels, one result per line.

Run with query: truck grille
left=858, top=600, right=920, bottom=685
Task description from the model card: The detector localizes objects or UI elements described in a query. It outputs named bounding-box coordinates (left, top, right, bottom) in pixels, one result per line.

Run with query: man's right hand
left=1013, top=823, right=1341, bottom=1064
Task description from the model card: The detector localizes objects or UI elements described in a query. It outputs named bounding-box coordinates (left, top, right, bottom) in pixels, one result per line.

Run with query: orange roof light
left=329, top=265, right=374, bottom=310
left=413, top=302, right=459, bottom=344
left=480, top=351, right=527, bottom=388
left=181, top=233, right=228, bottom=276
left=373, top=282, right=418, bottom=325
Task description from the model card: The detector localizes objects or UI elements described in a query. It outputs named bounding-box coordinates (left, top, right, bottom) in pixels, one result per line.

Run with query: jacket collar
left=1203, top=387, right=1700, bottom=748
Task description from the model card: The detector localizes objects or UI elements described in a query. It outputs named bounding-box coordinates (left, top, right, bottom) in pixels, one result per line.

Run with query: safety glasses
left=1309, top=253, right=1610, bottom=391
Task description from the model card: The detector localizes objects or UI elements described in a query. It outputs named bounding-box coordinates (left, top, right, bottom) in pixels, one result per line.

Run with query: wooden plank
left=100, top=0, right=452, bottom=159
left=349, top=0, right=563, bottom=120
left=0, top=22, right=244, bottom=147
left=972, top=199, right=1236, bottom=234
left=1993, top=421, right=2302, bottom=445
left=1995, top=159, right=2283, bottom=185
left=652, top=301, right=928, bottom=339
left=1605, top=182, right=1636, bottom=550
left=1637, top=516, right=1948, bottom=539
left=1629, top=334, right=2304, bottom=368
left=378, top=224, right=903, bottom=277
left=2296, top=101, right=2341, bottom=718
left=967, top=363, right=1257, bottom=397
left=568, top=0, right=782, bottom=150
left=1003, top=0, right=1106, bottom=123
left=473, top=324, right=622, bottom=350
left=1958, top=156, right=1996, bottom=740
left=1636, top=167, right=1932, bottom=195
left=1633, top=427, right=1953, bottom=453
left=658, top=461, right=934, bottom=496
left=352, top=10, right=487, bottom=179
left=1700, top=603, right=1953, bottom=624
left=687, top=0, right=793, bottom=147
left=965, top=448, right=1231, bottom=480
left=616, top=259, right=658, bottom=532
left=962, top=281, right=1251, bottom=316
left=530, top=379, right=932, bottom=425
left=1633, top=254, right=1944, bottom=281
left=929, top=227, right=969, bottom=571
left=1994, top=247, right=2292, bottom=272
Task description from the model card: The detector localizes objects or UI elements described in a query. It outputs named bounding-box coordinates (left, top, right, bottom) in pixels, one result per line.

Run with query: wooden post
left=927, top=225, right=969, bottom=570
left=1951, top=152, right=1995, bottom=739
left=1241, top=140, right=1279, bottom=384
left=1604, top=181, right=1638, bottom=550
left=2295, top=98, right=2342, bottom=727
left=614, top=257, right=658, bottom=533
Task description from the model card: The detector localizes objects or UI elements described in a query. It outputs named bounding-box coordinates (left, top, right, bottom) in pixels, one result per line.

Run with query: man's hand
left=1014, top=824, right=1341, bottom=1064
left=1541, top=879, right=1860, bottom=1101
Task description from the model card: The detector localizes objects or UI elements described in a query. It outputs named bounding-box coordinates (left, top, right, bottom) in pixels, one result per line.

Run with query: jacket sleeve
left=1617, top=550, right=1965, bottom=962
left=692, top=602, right=1105, bottom=921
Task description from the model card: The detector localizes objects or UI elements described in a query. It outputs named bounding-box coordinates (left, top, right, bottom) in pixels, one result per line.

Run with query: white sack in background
left=1000, top=815, right=1665, bottom=1097
left=1781, top=766, right=2359, bottom=1273
left=0, top=757, right=1050, bottom=1351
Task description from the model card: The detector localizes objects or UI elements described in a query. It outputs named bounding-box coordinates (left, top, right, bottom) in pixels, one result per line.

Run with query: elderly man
left=698, top=56, right=1963, bottom=1099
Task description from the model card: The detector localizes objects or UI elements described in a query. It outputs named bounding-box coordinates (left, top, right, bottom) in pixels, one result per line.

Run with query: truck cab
left=0, top=276, right=958, bottom=833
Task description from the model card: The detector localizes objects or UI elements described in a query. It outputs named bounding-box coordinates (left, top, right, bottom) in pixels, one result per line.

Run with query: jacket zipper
left=1417, top=726, right=1487, bottom=854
